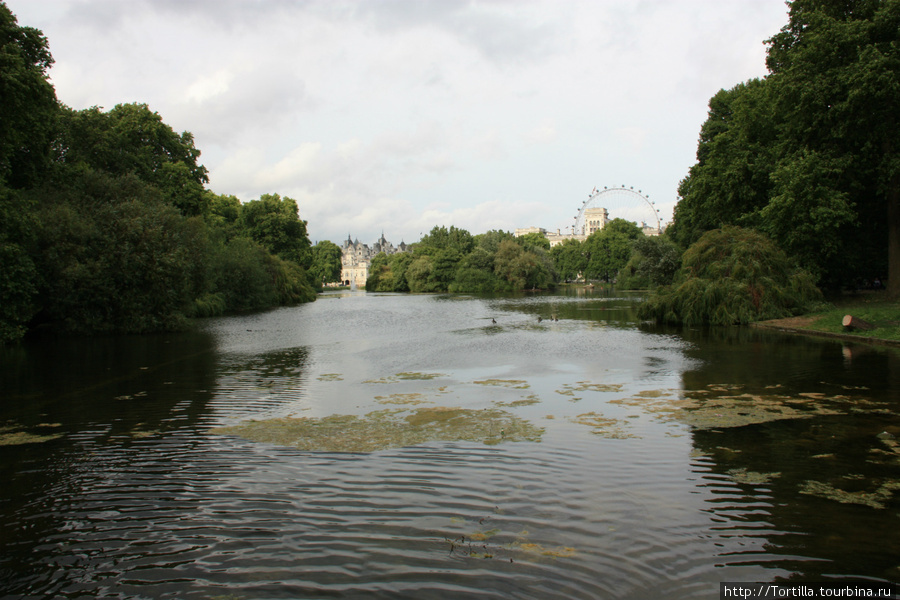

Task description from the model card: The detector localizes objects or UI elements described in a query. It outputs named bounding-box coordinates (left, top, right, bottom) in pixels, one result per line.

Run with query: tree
left=638, top=226, right=824, bottom=325
left=549, top=238, right=586, bottom=282
left=416, top=225, right=475, bottom=255
left=449, top=248, right=498, bottom=293
left=764, top=0, right=899, bottom=291
left=493, top=239, right=556, bottom=290
left=669, top=79, right=778, bottom=248
left=32, top=173, right=209, bottom=333
left=241, top=193, right=312, bottom=268
left=0, top=187, right=38, bottom=342
left=0, top=2, right=58, bottom=342
left=670, top=0, right=900, bottom=292
left=0, top=1, right=58, bottom=189
left=618, top=235, right=681, bottom=289
left=581, top=219, right=641, bottom=282
left=386, top=252, right=415, bottom=292
left=516, top=232, right=551, bottom=254
left=366, top=252, right=391, bottom=291
left=406, top=255, right=436, bottom=292
left=204, top=192, right=243, bottom=239
left=310, top=240, right=342, bottom=285
left=474, top=229, right=515, bottom=254
left=53, top=103, right=209, bottom=215
left=430, top=248, right=462, bottom=289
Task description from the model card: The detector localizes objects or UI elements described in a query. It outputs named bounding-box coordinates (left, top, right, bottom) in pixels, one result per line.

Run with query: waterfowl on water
left=491, top=318, right=496, bottom=324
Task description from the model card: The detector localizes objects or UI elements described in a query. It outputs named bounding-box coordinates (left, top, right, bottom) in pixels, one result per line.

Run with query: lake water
left=1, top=288, right=898, bottom=599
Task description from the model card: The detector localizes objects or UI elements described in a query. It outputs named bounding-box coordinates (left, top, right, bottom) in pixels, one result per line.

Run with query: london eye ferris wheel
left=573, top=186, right=662, bottom=236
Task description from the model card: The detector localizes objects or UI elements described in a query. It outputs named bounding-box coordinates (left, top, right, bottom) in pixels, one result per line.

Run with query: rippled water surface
left=1, top=289, right=899, bottom=599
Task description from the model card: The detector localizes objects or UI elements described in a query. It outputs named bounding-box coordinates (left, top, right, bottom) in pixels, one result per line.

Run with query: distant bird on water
left=537, top=316, right=543, bottom=323
left=491, top=318, right=496, bottom=324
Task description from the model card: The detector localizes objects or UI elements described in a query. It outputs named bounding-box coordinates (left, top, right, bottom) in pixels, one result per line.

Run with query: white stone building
left=340, top=233, right=407, bottom=288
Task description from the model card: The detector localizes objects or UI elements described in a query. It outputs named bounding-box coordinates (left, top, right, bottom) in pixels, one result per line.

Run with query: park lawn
left=781, top=293, right=900, bottom=343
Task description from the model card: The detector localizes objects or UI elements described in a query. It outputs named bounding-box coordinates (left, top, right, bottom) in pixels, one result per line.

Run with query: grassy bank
left=754, top=291, right=900, bottom=344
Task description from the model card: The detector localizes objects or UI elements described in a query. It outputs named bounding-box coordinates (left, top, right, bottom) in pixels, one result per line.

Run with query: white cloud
left=8, top=0, right=790, bottom=244
left=185, top=69, right=234, bottom=104
left=524, top=123, right=558, bottom=145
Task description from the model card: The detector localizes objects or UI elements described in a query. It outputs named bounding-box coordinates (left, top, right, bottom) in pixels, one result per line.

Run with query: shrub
left=638, top=226, right=824, bottom=325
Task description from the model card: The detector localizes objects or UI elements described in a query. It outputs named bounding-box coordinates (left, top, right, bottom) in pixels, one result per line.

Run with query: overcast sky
left=10, top=0, right=789, bottom=245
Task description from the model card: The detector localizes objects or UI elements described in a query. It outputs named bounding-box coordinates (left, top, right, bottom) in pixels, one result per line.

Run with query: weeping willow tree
left=638, top=226, right=825, bottom=326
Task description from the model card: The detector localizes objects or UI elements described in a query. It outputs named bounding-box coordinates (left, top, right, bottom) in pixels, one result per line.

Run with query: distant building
left=340, top=233, right=407, bottom=287
left=518, top=203, right=663, bottom=248
left=583, top=207, right=609, bottom=236
left=514, top=226, right=547, bottom=237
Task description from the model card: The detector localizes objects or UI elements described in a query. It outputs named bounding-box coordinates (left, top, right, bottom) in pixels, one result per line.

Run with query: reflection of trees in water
left=0, top=334, right=317, bottom=597
left=679, top=328, right=900, bottom=582
left=484, top=288, right=644, bottom=324
left=0, top=331, right=220, bottom=433
left=673, top=325, right=900, bottom=399
left=211, top=346, right=311, bottom=417
left=691, top=420, right=900, bottom=582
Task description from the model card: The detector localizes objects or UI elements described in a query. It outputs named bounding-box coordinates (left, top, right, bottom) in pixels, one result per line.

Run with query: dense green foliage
left=366, top=226, right=556, bottom=293
left=310, top=240, right=343, bottom=285
left=638, top=227, right=825, bottom=326
left=0, top=3, right=57, bottom=189
left=546, top=219, right=649, bottom=286
left=0, top=3, right=315, bottom=343
left=670, top=0, right=900, bottom=292
left=53, top=103, right=209, bottom=216
left=581, top=219, right=642, bottom=282
left=616, top=236, right=682, bottom=289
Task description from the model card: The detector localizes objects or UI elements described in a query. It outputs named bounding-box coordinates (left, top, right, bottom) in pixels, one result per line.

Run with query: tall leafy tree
left=765, top=0, right=900, bottom=291
left=671, top=0, right=900, bottom=292
left=549, top=238, right=586, bottom=282
left=0, top=1, right=57, bottom=189
left=516, top=232, right=551, bottom=253
left=474, top=229, right=515, bottom=254
left=32, top=173, right=209, bottom=333
left=416, top=225, right=475, bottom=255
left=582, top=219, right=642, bottom=282
left=53, top=103, right=209, bottom=215
left=493, top=239, right=555, bottom=290
left=0, top=2, right=58, bottom=342
left=241, top=193, right=312, bottom=268
left=670, top=79, right=777, bottom=248
left=618, top=235, right=681, bottom=289
left=449, top=247, right=498, bottom=293
left=310, top=240, right=342, bottom=285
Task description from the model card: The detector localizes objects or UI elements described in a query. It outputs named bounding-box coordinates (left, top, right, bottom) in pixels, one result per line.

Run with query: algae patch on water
left=799, top=479, right=900, bottom=509
left=610, top=384, right=851, bottom=430
left=317, top=373, right=343, bottom=382
left=728, top=467, right=781, bottom=486
left=494, top=395, right=541, bottom=408
left=570, top=412, right=636, bottom=439
left=0, top=422, right=63, bottom=446
left=364, top=372, right=447, bottom=384
left=474, top=379, right=530, bottom=389
left=443, top=509, right=577, bottom=562
left=375, top=393, right=430, bottom=405
left=559, top=381, right=624, bottom=394
left=210, top=407, right=544, bottom=452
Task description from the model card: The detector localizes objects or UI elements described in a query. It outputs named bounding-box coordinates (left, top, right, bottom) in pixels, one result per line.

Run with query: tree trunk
left=843, top=314, right=876, bottom=331
left=887, top=174, right=900, bottom=298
